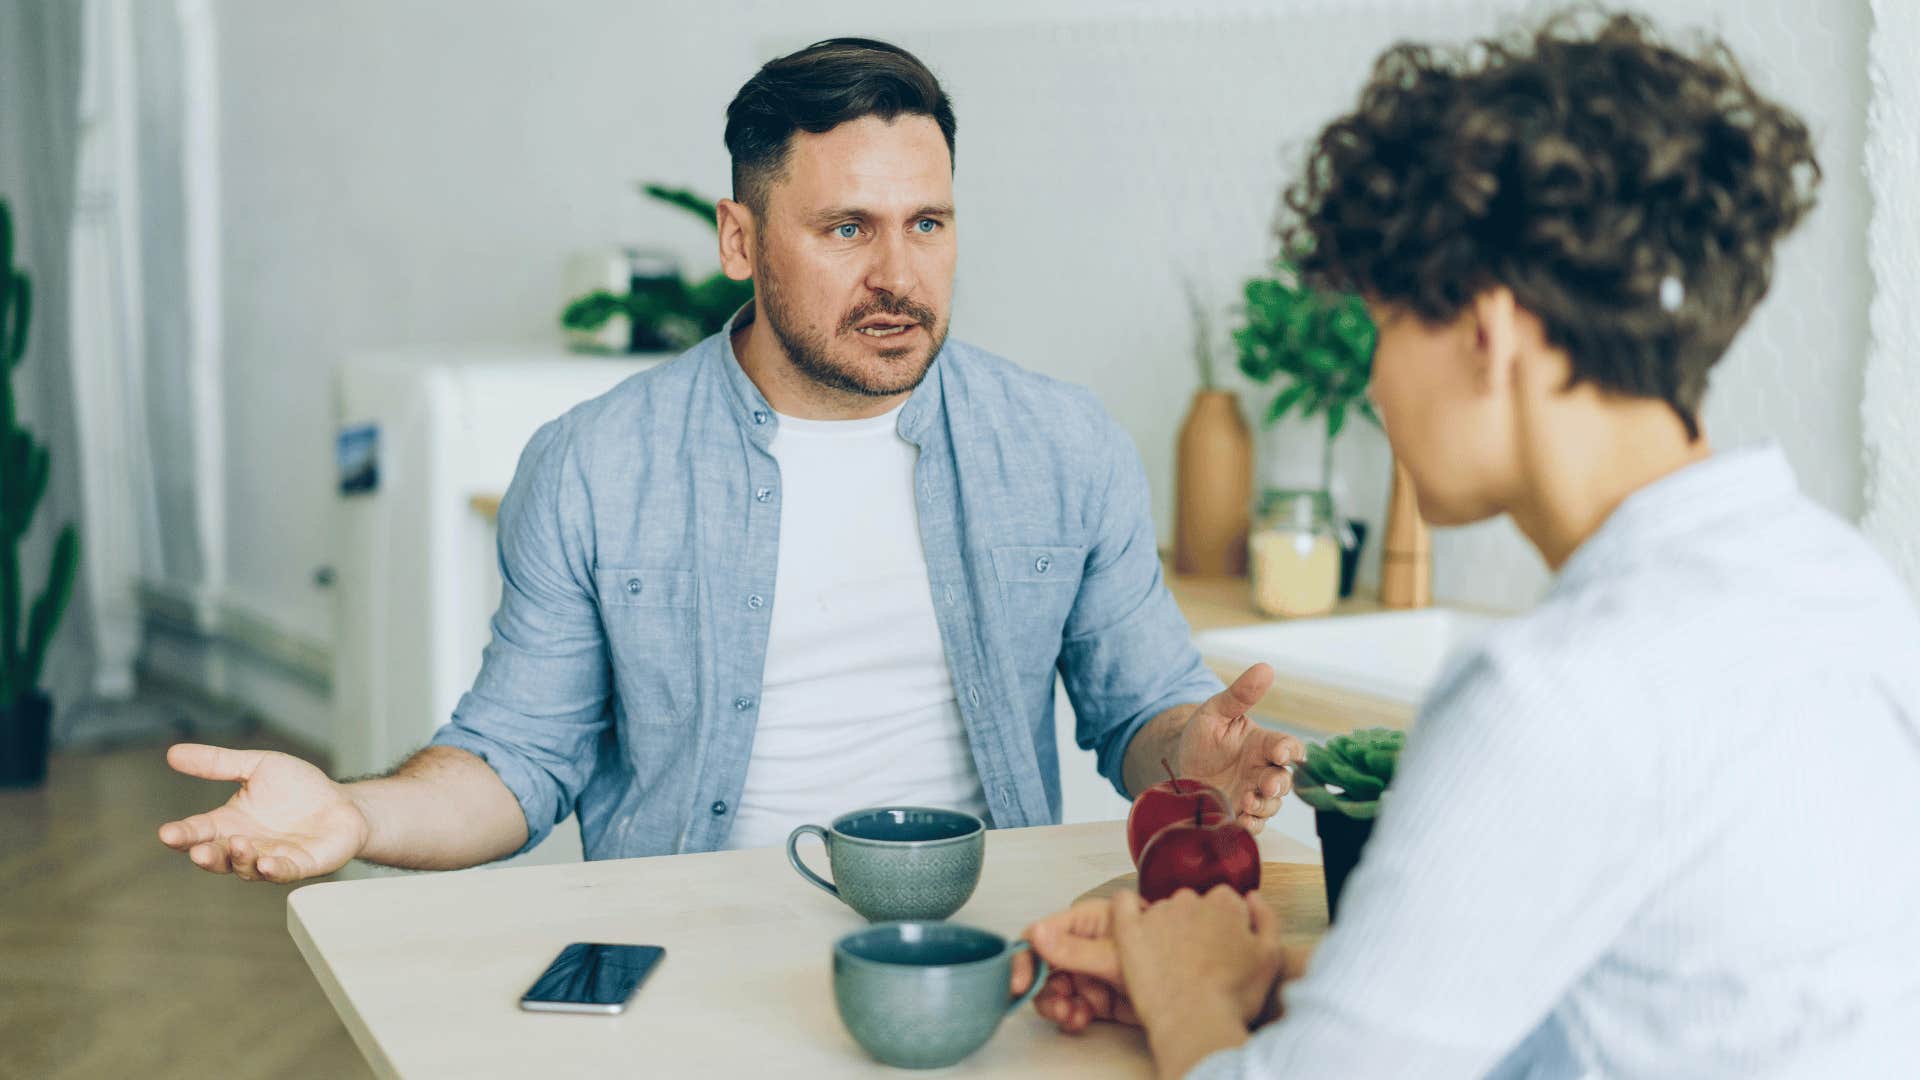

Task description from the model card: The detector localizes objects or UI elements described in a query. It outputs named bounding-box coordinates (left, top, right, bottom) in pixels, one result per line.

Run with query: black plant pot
left=1314, top=808, right=1375, bottom=921
left=0, top=692, right=51, bottom=788
left=1338, top=519, right=1368, bottom=599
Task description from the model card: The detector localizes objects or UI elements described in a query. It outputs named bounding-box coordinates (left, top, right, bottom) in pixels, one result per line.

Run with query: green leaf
left=22, top=524, right=78, bottom=694
left=1293, top=778, right=1342, bottom=814
left=5, top=272, right=29, bottom=367
left=639, top=184, right=721, bottom=230
left=1316, top=749, right=1384, bottom=799
left=1262, top=382, right=1309, bottom=427
left=1334, top=799, right=1382, bottom=821
left=560, top=290, right=629, bottom=332
left=1327, top=402, right=1348, bottom=441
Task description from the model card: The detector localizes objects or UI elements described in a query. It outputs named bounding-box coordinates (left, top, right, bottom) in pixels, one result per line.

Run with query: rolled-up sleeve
left=429, top=417, right=611, bottom=856
left=1057, top=413, right=1223, bottom=798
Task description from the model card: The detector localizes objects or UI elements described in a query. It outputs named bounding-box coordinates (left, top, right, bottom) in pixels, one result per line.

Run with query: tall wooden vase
left=1174, top=390, right=1254, bottom=576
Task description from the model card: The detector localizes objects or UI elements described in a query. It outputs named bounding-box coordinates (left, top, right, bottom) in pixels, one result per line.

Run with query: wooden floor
left=0, top=707, right=374, bottom=1079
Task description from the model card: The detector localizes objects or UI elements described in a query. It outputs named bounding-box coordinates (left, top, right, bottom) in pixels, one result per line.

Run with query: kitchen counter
left=289, top=821, right=1320, bottom=1078
left=1161, top=568, right=1420, bottom=737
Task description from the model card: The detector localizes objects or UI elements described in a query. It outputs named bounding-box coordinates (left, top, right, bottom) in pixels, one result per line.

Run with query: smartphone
left=518, top=943, right=666, bottom=1015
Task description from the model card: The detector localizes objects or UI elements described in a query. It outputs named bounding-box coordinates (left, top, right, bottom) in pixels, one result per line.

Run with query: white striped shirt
left=1194, top=445, right=1920, bottom=1079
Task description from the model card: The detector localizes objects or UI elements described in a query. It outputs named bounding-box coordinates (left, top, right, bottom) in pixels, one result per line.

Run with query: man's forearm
left=346, top=745, right=529, bottom=871
left=1121, top=703, right=1200, bottom=798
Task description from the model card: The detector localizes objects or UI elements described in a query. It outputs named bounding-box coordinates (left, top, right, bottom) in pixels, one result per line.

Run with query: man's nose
left=863, top=229, right=918, bottom=299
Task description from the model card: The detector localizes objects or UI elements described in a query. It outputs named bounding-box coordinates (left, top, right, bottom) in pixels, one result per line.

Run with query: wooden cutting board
left=1076, top=861, right=1330, bottom=970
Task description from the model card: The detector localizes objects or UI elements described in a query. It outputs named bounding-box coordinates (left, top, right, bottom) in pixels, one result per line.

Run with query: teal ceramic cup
left=787, top=807, right=985, bottom=922
left=833, top=921, right=1047, bottom=1069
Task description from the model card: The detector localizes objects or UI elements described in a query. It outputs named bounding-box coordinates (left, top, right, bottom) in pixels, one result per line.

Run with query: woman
left=1016, top=10, right=1920, bottom=1079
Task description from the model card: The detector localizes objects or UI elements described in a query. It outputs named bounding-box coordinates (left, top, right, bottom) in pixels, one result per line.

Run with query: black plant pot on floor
left=0, top=692, right=52, bottom=788
left=1315, top=808, right=1375, bottom=921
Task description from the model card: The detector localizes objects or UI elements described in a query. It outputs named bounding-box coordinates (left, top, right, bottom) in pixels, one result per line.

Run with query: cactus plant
left=1294, top=727, right=1404, bottom=821
left=0, top=197, right=80, bottom=719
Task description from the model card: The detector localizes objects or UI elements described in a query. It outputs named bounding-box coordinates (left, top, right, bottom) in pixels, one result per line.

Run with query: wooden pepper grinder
left=1380, top=459, right=1431, bottom=608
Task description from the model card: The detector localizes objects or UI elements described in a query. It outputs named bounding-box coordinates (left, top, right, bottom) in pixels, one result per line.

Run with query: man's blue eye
left=916, top=219, right=939, bottom=233
left=835, top=223, right=859, bottom=239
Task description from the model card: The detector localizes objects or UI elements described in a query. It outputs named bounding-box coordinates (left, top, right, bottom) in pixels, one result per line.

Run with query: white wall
left=1861, top=0, right=1920, bottom=592
left=199, top=0, right=1886, bottom=746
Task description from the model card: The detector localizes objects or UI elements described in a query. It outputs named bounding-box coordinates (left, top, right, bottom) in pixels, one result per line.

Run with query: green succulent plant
left=1294, top=727, right=1404, bottom=820
left=0, top=197, right=80, bottom=713
left=560, top=183, right=754, bottom=352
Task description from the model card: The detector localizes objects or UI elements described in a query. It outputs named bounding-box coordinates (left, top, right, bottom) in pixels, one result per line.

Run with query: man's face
left=751, top=114, right=956, bottom=398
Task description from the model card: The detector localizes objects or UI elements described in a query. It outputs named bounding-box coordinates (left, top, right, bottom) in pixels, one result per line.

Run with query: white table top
left=289, top=821, right=1318, bottom=1077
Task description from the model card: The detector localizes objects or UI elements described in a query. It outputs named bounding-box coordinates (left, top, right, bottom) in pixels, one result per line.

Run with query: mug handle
left=1005, top=940, right=1049, bottom=1017
left=786, top=824, right=839, bottom=900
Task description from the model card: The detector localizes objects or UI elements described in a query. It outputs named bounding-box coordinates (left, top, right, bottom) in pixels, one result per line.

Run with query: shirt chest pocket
left=990, top=544, right=1087, bottom=677
left=596, top=566, right=700, bottom=726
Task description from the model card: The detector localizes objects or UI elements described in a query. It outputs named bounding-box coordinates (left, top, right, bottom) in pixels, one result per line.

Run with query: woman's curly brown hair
left=1283, top=9, right=1821, bottom=438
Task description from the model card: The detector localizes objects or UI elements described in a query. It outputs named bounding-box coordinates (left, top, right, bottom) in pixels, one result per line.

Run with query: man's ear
left=1468, top=286, right=1521, bottom=396
left=716, top=198, right=756, bottom=283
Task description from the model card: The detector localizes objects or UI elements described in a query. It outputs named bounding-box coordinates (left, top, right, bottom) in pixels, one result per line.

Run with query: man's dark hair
left=1284, top=10, right=1820, bottom=439
left=724, top=38, right=957, bottom=215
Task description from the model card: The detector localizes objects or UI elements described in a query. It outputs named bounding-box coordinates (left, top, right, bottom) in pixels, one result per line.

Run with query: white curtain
left=68, top=0, right=157, bottom=700
left=0, top=0, right=92, bottom=720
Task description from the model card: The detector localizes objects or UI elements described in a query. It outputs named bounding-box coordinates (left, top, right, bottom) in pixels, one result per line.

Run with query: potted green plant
left=1233, top=263, right=1380, bottom=597
left=0, top=197, right=81, bottom=788
left=561, top=184, right=755, bottom=353
left=1293, top=727, right=1403, bottom=919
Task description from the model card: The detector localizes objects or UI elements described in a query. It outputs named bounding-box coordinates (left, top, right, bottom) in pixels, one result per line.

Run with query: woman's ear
left=716, top=198, right=756, bottom=282
left=1468, top=286, right=1521, bottom=395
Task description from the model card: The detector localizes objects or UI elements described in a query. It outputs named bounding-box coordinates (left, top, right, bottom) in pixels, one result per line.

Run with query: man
left=1017, top=12, right=1920, bottom=1079
left=157, top=38, right=1301, bottom=882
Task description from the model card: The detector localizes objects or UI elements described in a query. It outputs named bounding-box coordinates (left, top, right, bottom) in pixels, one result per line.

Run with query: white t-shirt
left=726, top=404, right=990, bottom=850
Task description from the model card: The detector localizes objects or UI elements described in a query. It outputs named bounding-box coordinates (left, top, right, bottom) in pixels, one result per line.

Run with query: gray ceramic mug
left=833, top=921, right=1047, bottom=1069
left=786, top=807, right=985, bottom=922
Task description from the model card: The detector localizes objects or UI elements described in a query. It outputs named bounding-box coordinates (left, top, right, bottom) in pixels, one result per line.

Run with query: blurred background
left=0, top=1, right=1913, bottom=1076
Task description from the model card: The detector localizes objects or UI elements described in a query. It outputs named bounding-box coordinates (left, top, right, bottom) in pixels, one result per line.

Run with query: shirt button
left=624, top=578, right=642, bottom=596
left=967, top=686, right=980, bottom=706
left=747, top=594, right=765, bottom=610
left=1034, top=554, right=1052, bottom=573
left=755, top=487, right=772, bottom=503
left=752, top=410, right=768, bottom=425
left=944, top=585, right=956, bottom=605
left=733, top=696, right=753, bottom=711
left=711, top=800, right=728, bottom=816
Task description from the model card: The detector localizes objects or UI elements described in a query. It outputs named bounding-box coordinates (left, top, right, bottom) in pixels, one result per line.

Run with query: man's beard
left=756, top=265, right=948, bottom=399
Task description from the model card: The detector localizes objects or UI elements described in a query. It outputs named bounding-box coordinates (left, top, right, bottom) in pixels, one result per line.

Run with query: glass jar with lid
left=1249, top=489, right=1341, bottom=618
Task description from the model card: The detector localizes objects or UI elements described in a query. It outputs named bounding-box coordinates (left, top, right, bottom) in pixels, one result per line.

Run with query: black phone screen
left=519, top=943, right=665, bottom=1011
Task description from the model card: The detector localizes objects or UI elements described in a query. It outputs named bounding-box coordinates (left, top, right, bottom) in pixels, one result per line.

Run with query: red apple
left=1126, top=772, right=1230, bottom=867
left=1136, top=806, right=1261, bottom=903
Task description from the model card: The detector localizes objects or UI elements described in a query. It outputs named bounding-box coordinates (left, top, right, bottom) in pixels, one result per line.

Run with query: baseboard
left=138, top=581, right=331, bottom=691
left=138, top=581, right=334, bottom=753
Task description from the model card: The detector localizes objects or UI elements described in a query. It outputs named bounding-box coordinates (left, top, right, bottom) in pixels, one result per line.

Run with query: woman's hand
left=1111, top=886, right=1288, bottom=1080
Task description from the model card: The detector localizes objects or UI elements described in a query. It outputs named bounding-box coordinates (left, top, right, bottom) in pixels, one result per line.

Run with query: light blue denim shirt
left=431, top=308, right=1221, bottom=859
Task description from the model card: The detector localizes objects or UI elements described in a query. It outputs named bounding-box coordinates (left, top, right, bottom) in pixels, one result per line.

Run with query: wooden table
left=289, top=822, right=1321, bottom=1078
